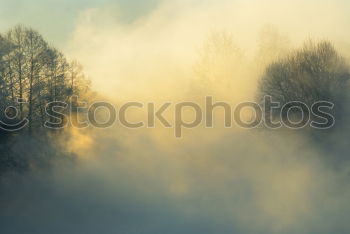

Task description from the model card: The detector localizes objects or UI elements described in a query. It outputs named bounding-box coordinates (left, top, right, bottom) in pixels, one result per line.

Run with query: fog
left=1, top=0, right=350, bottom=233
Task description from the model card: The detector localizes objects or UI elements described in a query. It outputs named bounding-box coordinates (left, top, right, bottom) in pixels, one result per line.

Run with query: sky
left=0, top=0, right=162, bottom=47
left=1, top=0, right=348, bottom=48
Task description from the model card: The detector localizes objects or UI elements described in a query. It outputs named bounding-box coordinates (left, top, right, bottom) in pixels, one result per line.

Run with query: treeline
left=0, top=25, right=90, bottom=133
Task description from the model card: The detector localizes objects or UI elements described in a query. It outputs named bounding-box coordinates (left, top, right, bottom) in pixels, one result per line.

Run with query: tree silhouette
left=0, top=25, right=90, bottom=131
left=258, top=41, right=350, bottom=119
left=0, top=25, right=91, bottom=175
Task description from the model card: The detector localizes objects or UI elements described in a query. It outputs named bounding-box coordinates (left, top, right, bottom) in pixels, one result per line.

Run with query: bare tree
left=0, top=25, right=91, bottom=131
left=255, top=25, right=291, bottom=72
left=0, top=25, right=92, bottom=175
left=23, top=28, right=48, bottom=130
left=258, top=41, right=350, bottom=117
left=193, top=31, right=244, bottom=99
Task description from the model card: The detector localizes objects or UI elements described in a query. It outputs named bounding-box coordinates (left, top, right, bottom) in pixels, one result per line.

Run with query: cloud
left=65, top=0, right=350, bottom=99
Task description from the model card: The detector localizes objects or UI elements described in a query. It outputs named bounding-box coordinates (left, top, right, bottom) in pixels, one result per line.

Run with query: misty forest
left=2, top=1, right=350, bottom=234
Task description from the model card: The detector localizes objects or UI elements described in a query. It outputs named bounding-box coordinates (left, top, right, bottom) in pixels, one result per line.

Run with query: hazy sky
left=0, top=0, right=162, bottom=47
left=1, top=0, right=350, bottom=49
